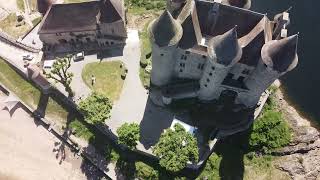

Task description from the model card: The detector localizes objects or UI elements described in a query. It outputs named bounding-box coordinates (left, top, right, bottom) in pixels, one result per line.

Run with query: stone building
left=38, top=0, right=127, bottom=54
left=150, top=0, right=298, bottom=109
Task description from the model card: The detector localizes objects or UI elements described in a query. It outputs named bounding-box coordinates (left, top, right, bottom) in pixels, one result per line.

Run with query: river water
left=250, top=0, right=320, bottom=125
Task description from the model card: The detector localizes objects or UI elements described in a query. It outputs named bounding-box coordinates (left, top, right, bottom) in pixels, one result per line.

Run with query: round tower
left=241, top=34, right=299, bottom=107
left=198, top=27, right=242, bottom=100
left=37, top=0, right=55, bottom=15
left=222, top=0, right=251, bottom=9
left=149, top=10, right=183, bottom=87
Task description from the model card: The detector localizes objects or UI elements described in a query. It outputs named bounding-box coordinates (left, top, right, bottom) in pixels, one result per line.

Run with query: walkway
left=108, top=30, right=148, bottom=133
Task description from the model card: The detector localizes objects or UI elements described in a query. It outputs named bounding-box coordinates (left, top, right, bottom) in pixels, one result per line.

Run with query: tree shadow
left=214, top=126, right=253, bottom=180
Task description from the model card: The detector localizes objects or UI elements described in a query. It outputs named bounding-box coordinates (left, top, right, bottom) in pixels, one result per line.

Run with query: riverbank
left=272, top=82, right=320, bottom=179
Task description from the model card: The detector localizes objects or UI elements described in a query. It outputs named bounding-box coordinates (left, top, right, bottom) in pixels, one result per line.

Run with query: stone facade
left=150, top=0, right=299, bottom=109
left=38, top=0, right=127, bottom=54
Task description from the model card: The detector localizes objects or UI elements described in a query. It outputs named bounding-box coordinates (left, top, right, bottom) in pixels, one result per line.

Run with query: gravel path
left=0, top=93, right=88, bottom=180
left=108, top=30, right=148, bottom=132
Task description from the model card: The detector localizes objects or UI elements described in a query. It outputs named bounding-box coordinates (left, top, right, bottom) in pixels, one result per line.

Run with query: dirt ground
left=0, top=0, right=18, bottom=12
left=0, top=92, right=88, bottom=180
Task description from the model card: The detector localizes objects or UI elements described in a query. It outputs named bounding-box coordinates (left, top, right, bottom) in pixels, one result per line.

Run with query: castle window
left=209, top=72, right=212, bottom=76
left=161, top=53, right=164, bottom=56
left=185, top=51, right=190, bottom=54
left=179, top=69, right=183, bottom=72
left=111, top=29, right=115, bottom=34
left=86, top=38, right=91, bottom=42
left=180, top=63, right=185, bottom=67
left=106, top=41, right=109, bottom=45
left=200, top=64, right=204, bottom=70
left=58, top=39, right=67, bottom=44
left=207, top=78, right=210, bottom=82
left=242, top=69, right=250, bottom=75
left=211, top=66, right=215, bottom=70
left=204, top=84, right=207, bottom=87
left=111, top=41, right=114, bottom=45
left=202, top=55, right=206, bottom=59
left=197, top=64, right=201, bottom=69
left=237, top=76, right=245, bottom=83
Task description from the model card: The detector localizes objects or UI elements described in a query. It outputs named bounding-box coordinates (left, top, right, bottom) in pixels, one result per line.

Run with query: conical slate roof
left=150, top=10, right=183, bottom=47
left=261, top=34, right=298, bottom=73
left=208, top=27, right=242, bottom=66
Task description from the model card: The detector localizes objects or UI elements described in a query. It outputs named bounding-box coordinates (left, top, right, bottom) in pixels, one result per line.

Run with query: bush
left=78, top=92, right=112, bottom=125
left=140, top=59, right=149, bottom=68
left=249, top=110, right=291, bottom=153
left=153, top=123, right=199, bottom=172
left=197, top=153, right=221, bottom=180
left=69, top=119, right=94, bottom=140
left=135, top=162, right=159, bottom=180
left=117, top=123, right=140, bottom=149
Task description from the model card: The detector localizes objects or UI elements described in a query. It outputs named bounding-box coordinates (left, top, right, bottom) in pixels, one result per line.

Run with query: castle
left=149, top=0, right=298, bottom=109
left=37, top=0, right=127, bottom=54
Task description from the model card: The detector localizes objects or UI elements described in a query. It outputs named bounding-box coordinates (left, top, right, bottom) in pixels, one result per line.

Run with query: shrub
left=117, top=123, right=140, bottom=149
left=153, top=123, right=199, bottom=172
left=140, top=59, right=148, bottom=68
left=249, top=110, right=291, bottom=153
left=78, top=92, right=112, bottom=124
left=69, top=119, right=94, bottom=140
left=135, top=162, right=159, bottom=180
left=197, top=153, right=221, bottom=180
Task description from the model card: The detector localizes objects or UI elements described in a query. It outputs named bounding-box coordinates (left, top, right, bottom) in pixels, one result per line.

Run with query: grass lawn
left=0, top=14, right=31, bottom=39
left=82, top=61, right=125, bottom=101
left=0, top=58, right=68, bottom=127
left=17, top=0, right=25, bottom=11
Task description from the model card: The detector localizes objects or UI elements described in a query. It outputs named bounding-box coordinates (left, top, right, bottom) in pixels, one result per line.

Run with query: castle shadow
left=214, top=125, right=253, bottom=180
left=139, top=97, right=175, bottom=150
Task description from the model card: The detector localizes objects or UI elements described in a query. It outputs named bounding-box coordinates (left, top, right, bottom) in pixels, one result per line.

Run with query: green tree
left=197, top=153, right=221, bottom=180
left=249, top=110, right=291, bottom=153
left=78, top=92, right=112, bottom=124
left=44, top=55, right=74, bottom=97
left=117, top=123, right=140, bottom=149
left=135, top=162, right=159, bottom=180
left=153, top=123, right=199, bottom=172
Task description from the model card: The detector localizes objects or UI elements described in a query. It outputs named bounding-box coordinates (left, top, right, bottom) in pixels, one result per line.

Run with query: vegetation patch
left=32, top=17, right=42, bottom=26
left=82, top=61, right=125, bottom=101
left=0, top=58, right=69, bottom=127
left=0, top=14, right=30, bottom=38
left=125, top=0, right=166, bottom=13
left=69, top=118, right=94, bottom=141
left=153, top=123, right=199, bottom=172
left=17, top=0, right=25, bottom=11
left=78, top=92, right=112, bottom=125
left=139, top=21, right=152, bottom=89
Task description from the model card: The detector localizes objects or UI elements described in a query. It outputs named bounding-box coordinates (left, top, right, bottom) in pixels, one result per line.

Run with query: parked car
left=43, top=60, right=56, bottom=70
left=73, top=51, right=85, bottom=62
left=22, top=54, right=34, bottom=61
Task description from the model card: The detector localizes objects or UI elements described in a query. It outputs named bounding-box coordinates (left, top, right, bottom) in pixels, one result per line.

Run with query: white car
left=43, top=60, right=56, bottom=70
left=22, top=54, right=34, bottom=61
left=74, top=52, right=85, bottom=62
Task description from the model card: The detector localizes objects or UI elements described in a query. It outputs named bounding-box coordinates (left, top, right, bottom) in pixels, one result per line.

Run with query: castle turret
left=222, top=0, right=251, bottom=9
left=241, top=34, right=298, bottom=107
left=198, top=27, right=242, bottom=100
left=149, top=10, right=183, bottom=87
